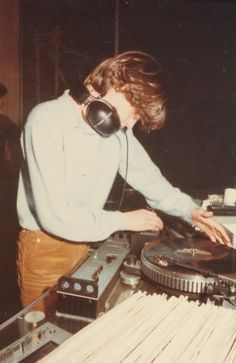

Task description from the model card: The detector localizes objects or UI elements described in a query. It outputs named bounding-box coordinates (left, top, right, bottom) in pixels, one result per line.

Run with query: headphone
left=70, top=80, right=129, bottom=210
left=69, top=81, right=121, bottom=137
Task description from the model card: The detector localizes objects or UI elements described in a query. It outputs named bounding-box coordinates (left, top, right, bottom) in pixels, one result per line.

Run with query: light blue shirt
left=17, top=90, right=197, bottom=242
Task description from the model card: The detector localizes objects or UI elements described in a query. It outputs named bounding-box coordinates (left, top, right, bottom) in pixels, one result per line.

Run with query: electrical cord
left=118, top=129, right=129, bottom=210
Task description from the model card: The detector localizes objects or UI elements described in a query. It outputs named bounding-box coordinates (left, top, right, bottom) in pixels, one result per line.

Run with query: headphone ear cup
left=85, top=100, right=120, bottom=137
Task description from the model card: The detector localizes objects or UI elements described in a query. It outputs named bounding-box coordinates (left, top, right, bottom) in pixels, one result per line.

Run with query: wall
left=0, top=0, right=21, bottom=126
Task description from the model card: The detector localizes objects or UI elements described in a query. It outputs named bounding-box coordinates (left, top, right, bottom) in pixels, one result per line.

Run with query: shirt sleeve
left=20, top=105, right=126, bottom=242
left=118, top=130, right=197, bottom=224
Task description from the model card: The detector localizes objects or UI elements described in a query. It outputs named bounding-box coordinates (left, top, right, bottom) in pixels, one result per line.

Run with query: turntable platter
left=141, top=237, right=236, bottom=294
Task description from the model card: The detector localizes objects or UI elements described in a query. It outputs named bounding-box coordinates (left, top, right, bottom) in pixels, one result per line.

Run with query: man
left=17, top=51, right=230, bottom=310
left=0, top=83, right=20, bottom=176
left=0, top=82, right=20, bottom=221
left=0, top=83, right=21, bottom=320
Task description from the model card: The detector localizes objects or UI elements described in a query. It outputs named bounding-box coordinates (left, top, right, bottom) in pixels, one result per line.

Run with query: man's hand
left=191, top=208, right=231, bottom=246
left=123, top=209, right=164, bottom=232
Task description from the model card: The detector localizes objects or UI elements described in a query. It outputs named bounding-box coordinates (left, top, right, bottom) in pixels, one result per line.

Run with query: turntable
left=141, top=231, right=236, bottom=302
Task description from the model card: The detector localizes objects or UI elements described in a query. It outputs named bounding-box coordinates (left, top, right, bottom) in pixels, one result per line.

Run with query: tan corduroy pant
left=17, top=229, right=89, bottom=312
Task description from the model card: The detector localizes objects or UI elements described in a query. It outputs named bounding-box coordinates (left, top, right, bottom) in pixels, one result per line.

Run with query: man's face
left=102, top=89, right=138, bottom=130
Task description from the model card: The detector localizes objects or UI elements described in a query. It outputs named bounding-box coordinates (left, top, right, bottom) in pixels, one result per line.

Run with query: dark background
left=0, top=0, right=235, bottom=323
left=20, top=0, right=236, bottom=198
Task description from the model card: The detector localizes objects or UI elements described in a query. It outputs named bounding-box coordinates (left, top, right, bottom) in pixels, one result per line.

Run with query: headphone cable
left=118, top=129, right=129, bottom=210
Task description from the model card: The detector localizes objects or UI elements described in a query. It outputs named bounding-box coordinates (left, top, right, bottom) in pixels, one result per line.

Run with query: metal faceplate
left=0, top=322, right=71, bottom=363
left=57, top=234, right=131, bottom=300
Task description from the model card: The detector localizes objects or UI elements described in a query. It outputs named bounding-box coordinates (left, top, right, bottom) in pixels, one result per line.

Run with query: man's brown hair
left=85, top=51, right=167, bottom=131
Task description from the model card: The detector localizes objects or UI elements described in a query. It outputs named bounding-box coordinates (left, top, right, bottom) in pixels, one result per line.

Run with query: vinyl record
left=142, top=236, right=236, bottom=276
